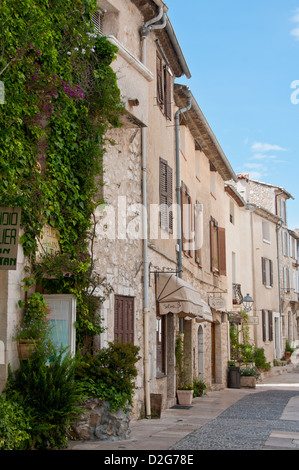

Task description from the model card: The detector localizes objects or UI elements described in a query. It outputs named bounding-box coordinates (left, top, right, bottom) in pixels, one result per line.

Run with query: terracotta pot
left=176, top=390, right=193, bottom=406
left=17, top=339, right=36, bottom=360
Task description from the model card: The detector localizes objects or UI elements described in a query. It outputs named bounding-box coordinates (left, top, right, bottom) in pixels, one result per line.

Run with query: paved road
left=69, top=365, right=299, bottom=451
left=171, top=389, right=299, bottom=450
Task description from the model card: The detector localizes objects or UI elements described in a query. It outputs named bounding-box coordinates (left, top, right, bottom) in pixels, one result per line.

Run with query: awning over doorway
left=156, top=273, right=213, bottom=323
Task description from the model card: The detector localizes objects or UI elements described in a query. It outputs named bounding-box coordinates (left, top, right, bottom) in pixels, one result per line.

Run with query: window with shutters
left=92, top=10, right=105, bottom=35
left=156, top=52, right=172, bottom=120
left=283, top=266, right=291, bottom=293
left=261, top=257, right=273, bottom=288
left=114, top=295, right=134, bottom=343
left=159, top=158, right=173, bottom=233
left=210, top=218, right=226, bottom=275
left=181, top=184, right=193, bottom=257
left=262, top=310, right=273, bottom=342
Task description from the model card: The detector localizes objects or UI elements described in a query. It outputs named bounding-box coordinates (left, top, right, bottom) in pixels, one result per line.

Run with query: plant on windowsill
left=13, top=292, right=55, bottom=361
left=175, top=335, right=193, bottom=405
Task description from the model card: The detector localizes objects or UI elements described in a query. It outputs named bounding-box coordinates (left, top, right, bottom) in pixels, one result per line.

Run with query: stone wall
left=70, top=398, right=131, bottom=442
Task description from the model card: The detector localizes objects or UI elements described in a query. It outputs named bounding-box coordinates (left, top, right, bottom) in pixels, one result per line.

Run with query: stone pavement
left=68, top=364, right=299, bottom=451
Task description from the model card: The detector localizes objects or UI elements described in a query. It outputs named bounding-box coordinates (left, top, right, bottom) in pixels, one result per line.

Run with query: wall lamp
left=243, top=293, right=254, bottom=313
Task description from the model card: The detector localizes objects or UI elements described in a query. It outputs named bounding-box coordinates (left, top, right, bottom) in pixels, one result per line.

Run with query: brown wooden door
left=114, top=295, right=134, bottom=343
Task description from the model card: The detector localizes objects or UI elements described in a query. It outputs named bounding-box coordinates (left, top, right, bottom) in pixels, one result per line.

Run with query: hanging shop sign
left=209, top=296, right=226, bottom=311
left=0, top=207, right=21, bottom=270
left=36, top=224, right=61, bottom=261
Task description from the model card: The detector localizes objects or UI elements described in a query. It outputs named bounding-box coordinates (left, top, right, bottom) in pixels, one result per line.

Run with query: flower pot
left=17, top=339, right=36, bottom=360
left=176, top=390, right=193, bottom=406
left=240, top=376, right=256, bottom=388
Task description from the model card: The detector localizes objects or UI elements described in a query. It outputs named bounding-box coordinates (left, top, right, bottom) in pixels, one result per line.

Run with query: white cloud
left=291, top=27, right=299, bottom=40
left=251, top=153, right=277, bottom=160
left=251, top=142, right=287, bottom=152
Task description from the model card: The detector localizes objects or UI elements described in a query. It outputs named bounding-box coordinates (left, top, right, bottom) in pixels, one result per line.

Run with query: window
left=156, top=316, right=166, bottom=376
left=262, top=310, right=273, bottom=342
left=210, top=218, right=226, bottom=275
left=156, top=52, right=172, bottom=120
left=261, top=257, right=273, bottom=287
left=159, top=158, right=173, bottom=233
left=44, top=294, right=76, bottom=356
left=92, top=10, right=104, bottom=35
left=282, top=230, right=289, bottom=256
left=283, top=267, right=291, bottom=293
left=262, top=220, right=270, bottom=243
left=280, top=198, right=287, bottom=224
left=114, top=295, right=134, bottom=343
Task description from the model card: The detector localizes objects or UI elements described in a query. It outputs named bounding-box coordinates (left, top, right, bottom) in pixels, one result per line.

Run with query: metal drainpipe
left=276, top=220, right=283, bottom=357
left=140, top=6, right=167, bottom=419
left=174, top=89, right=192, bottom=333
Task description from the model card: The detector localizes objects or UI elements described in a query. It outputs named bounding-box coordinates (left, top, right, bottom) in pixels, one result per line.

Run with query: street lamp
left=243, top=293, right=254, bottom=313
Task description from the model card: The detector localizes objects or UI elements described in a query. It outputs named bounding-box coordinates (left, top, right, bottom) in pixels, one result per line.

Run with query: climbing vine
left=0, top=0, right=123, bottom=349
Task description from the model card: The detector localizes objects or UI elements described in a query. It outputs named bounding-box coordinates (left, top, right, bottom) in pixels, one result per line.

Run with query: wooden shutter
left=156, top=53, right=163, bottom=107
left=262, top=310, right=266, bottom=342
left=262, top=257, right=266, bottom=285
left=114, top=295, right=134, bottom=343
left=210, top=219, right=219, bottom=273
left=164, top=67, right=172, bottom=120
left=159, top=158, right=173, bottom=233
left=268, top=311, right=273, bottom=341
left=218, top=227, right=226, bottom=276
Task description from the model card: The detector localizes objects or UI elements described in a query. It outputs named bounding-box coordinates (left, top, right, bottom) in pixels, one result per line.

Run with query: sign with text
left=0, top=207, right=21, bottom=270
left=36, top=224, right=61, bottom=261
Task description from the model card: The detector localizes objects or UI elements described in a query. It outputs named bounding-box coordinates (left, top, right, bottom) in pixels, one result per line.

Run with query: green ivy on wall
left=0, top=0, right=123, bottom=350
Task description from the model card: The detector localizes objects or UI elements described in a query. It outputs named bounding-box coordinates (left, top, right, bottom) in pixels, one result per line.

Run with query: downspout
left=174, top=89, right=192, bottom=333
left=140, top=6, right=167, bottom=419
left=276, top=220, right=283, bottom=357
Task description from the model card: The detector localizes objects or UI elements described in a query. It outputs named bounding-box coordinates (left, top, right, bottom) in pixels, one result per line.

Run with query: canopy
left=156, top=273, right=213, bottom=323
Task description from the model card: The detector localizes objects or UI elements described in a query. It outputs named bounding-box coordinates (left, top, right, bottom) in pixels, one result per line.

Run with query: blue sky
left=168, top=1, right=299, bottom=229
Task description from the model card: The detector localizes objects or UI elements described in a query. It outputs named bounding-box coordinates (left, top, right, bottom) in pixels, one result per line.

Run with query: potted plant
left=175, top=335, right=193, bottom=405
left=240, top=365, right=260, bottom=388
left=284, top=340, right=295, bottom=362
left=193, top=379, right=206, bottom=398
left=13, top=293, right=54, bottom=360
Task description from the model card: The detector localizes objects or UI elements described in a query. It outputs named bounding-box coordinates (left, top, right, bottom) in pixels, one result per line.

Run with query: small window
left=92, top=10, right=104, bottom=35
left=261, top=257, right=273, bottom=287
left=156, top=52, right=172, bottom=120
left=262, top=220, right=270, bottom=243
left=230, top=200, right=234, bottom=224
left=262, top=310, right=273, bottom=342
left=44, top=294, right=76, bottom=356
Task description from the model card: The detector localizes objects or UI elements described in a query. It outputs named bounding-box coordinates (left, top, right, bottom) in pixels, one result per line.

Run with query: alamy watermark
left=95, top=196, right=204, bottom=251
left=290, top=80, right=299, bottom=104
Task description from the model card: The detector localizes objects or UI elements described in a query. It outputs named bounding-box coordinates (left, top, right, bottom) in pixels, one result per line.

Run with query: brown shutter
left=218, top=227, right=226, bottom=276
left=268, top=310, right=273, bottom=341
left=164, top=67, right=172, bottom=120
left=156, top=53, right=163, bottom=107
left=210, top=220, right=215, bottom=272
left=114, top=295, right=134, bottom=343
left=262, top=257, right=266, bottom=285
left=262, top=310, right=266, bottom=342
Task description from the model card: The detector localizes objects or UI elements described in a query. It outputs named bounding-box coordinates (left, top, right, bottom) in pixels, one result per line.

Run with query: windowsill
left=265, top=285, right=273, bottom=289
left=263, top=239, right=271, bottom=245
left=156, top=372, right=166, bottom=379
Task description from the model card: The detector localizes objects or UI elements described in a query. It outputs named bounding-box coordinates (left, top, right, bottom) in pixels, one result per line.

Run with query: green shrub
left=4, top=350, right=82, bottom=449
left=253, top=347, right=271, bottom=371
left=76, top=342, right=141, bottom=411
left=193, top=380, right=206, bottom=398
left=0, top=395, right=31, bottom=450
